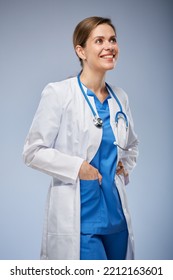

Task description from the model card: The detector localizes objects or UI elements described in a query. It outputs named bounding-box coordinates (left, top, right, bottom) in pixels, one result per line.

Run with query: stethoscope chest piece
left=93, top=116, right=103, bottom=128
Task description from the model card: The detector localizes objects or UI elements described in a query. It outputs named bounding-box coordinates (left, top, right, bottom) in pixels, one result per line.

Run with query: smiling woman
left=76, top=24, right=118, bottom=74
left=73, top=17, right=118, bottom=70
left=23, top=16, right=139, bottom=260
left=73, top=17, right=119, bottom=103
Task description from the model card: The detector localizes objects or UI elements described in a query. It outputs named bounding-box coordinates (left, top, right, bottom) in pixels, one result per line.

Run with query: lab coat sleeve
left=23, top=83, right=84, bottom=184
left=120, top=92, right=139, bottom=185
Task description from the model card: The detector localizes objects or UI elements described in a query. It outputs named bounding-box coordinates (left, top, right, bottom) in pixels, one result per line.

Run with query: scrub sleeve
left=80, top=88, right=128, bottom=260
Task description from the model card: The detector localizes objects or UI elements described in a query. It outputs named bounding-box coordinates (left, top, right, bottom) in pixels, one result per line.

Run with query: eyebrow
left=92, top=35, right=116, bottom=40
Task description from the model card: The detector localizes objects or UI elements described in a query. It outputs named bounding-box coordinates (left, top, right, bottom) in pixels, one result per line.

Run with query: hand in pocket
left=116, top=160, right=128, bottom=177
left=79, top=161, right=102, bottom=184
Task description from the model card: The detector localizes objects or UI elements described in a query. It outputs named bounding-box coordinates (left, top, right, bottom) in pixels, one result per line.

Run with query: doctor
left=23, top=16, right=139, bottom=260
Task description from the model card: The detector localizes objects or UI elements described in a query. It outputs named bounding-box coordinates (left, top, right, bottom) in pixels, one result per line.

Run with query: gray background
left=0, top=0, right=172, bottom=259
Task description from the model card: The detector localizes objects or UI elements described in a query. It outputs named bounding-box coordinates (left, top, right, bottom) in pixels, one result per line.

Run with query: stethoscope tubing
left=77, top=74, right=97, bottom=118
left=77, top=73, right=130, bottom=151
left=77, top=73, right=128, bottom=128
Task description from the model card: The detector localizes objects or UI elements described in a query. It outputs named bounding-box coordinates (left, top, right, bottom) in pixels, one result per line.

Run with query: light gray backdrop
left=0, top=0, right=172, bottom=259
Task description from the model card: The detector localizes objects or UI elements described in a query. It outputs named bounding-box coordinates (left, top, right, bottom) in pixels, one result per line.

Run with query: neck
left=80, top=68, right=106, bottom=94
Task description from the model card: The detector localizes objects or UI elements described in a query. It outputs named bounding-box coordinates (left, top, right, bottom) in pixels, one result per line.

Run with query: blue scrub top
left=80, top=88, right=127, bottom=235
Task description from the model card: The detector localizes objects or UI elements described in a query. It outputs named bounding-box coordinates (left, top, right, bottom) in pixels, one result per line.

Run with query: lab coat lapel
left=108, top=97, right=119, bottom=141
left=87, top=95, right=103, bottom=162
left=73, top=79, right=102, bottom=163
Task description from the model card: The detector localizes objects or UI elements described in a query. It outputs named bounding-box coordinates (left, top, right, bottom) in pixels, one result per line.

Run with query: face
left=76, top=24, right=119, bottom=72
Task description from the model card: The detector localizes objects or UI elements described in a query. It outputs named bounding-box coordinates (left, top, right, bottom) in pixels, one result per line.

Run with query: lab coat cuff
left=124, top=174, right=129, bottom=185
left=72, top=157, right=85, bottom=183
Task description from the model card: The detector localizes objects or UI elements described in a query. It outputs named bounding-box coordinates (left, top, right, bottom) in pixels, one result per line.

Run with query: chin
left=102, top=61, right=117, bottom=70
left=95, top=62, right=116, bottom=73
left=104, top=64, right=115, bottom=71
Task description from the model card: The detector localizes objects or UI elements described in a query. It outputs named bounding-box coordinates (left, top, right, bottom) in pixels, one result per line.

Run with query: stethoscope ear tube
left=114, top=141, right=132, bottom=151
left=115, top=111, right=128, bottom=129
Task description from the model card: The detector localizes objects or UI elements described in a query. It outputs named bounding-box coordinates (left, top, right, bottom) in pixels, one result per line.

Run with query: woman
left=23, top=16, right=139, bottom=260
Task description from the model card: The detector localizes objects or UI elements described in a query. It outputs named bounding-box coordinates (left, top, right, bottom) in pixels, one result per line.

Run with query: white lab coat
left=23, top=77, right=139, bottom=260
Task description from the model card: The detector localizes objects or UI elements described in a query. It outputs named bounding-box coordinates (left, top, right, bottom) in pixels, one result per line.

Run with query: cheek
left=87, top=50, right=99, bottom=60
left=84, top=45, right=103, bottom=62
left=115, top=45, right=119, bottom=54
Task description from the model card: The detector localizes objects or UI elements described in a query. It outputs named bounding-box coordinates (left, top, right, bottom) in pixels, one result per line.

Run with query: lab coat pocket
left=48, top=185, right=75, bottom=235
left=80, top=179, right=101, bottom=223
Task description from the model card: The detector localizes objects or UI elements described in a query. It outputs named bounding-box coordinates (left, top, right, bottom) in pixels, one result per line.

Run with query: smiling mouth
left=100, top=54, right=115, bottom=59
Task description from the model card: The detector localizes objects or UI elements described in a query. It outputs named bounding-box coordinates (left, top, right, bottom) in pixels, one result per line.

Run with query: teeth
left=102, top=55, right=113, bottom=58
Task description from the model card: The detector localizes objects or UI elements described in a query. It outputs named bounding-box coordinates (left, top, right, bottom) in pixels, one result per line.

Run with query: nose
left=104, top=40, right=114, bottom=51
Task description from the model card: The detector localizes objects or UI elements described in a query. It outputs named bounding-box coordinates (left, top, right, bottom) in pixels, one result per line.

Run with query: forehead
left=89, top=24, right=116, bottom=38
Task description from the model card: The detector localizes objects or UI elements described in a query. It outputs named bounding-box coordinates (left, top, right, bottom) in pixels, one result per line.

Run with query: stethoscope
left=77, top=73, right=131, bottom=151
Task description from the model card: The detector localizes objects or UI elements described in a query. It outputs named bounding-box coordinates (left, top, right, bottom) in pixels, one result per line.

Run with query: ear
left=75, top=45, right=86, bottom=61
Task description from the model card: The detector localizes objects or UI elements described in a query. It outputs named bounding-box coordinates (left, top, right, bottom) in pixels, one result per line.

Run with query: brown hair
left=73, top=16, right=116, bottom=66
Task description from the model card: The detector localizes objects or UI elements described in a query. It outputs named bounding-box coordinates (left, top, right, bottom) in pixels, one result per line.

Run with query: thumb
left=98, top=172, right=102, bottom=185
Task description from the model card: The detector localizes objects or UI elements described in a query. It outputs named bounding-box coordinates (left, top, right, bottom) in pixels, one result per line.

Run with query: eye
left=110, top=37, right=117, bottom=44
left=95, top=38, right=103, bottom=44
